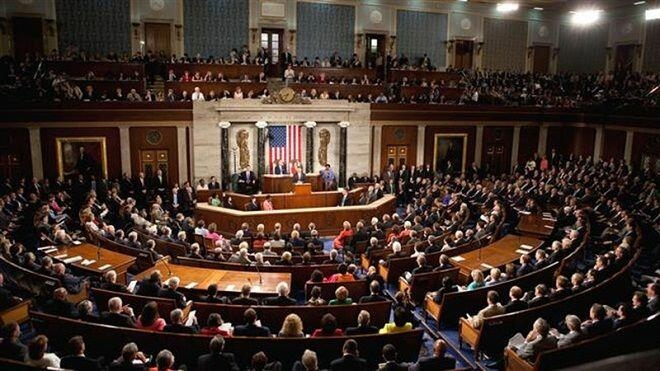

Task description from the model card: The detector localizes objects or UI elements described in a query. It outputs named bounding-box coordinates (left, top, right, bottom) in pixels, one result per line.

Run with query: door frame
left=531, top=43, right=552, bottom=74
left=141, top=19, right=175, bottom=56
left=452, top=38, right=475, bottom=69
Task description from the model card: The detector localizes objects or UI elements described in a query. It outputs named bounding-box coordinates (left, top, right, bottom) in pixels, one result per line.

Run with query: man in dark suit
left=149, top=169, right=168, bottom=199
left=358, top=281, right=388, bottom=303
left=338, top=189, right=353, bottom=207
left=233, top=308, right=271, bottom=337
left=262, top=282, right=296, bottom=306
left=45, top=287, right=78, bottom=318
left=231, top=284, right=259, bottom=306
left=158, top=276, right=188, bottom=309
left=238, top=165, right=257, bottom=194
left=413, top=339, right=456, bottom=371
left=505, top=286, right=529, bottom=313
left=378, top=344, right=407, bottom=371
left=330, top=339, right=367, bottom=371
left=60, top=336, right=103, bottom=371
left=135, top=270, right=162, bottom=297
left=133, top=172, right=148, bottom=208
left=345, top=310, right=379, bottom=335
left=246, top=196, right=260, bottom=211
left=0, top=322, right=27, bottom=362
left=273, top=160, right=287, bottom=175
left=100, top=270, right=130, bottom=293
left=163, top=308, right=198, bottom=333
left=100, top=297, right=136, bottom=328
left=526, top=284, right=550, bottom=308
left=208, top=176, right=221, bottom=190
left=197, top=335, right=239, bottom=371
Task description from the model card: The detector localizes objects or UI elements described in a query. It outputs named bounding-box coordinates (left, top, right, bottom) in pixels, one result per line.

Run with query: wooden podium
left=293, top=183, right=312, bottom=195
left=262, top=174, right=322, bottom=194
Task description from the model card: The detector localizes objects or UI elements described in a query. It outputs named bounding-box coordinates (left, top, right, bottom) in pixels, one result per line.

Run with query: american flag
left=268, top=125, right=302, bottom=172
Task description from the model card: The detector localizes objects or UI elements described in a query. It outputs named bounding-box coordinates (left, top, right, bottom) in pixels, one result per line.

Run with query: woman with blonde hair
left=278, top=313, right=305, bottom=337
left=466, top=269, right=486, bottom=291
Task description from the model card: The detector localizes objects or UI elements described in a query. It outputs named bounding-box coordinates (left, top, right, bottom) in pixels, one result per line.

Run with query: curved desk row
left=195, top=194, right=396, bottom=236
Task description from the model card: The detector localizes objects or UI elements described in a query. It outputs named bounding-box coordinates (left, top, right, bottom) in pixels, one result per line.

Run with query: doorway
left=261, top=28, right=284, bottom=76
left=140, top=150, right=169, bottom=182
left=385, top=145, right=409, bottom=169
left=532, top=45, right=550, bottom=74
left=365, top=33, right=386, bottom=73
left=454, top=40, right=474, bottom=69
left=12, top=17, right=43, bottom=58
left=144, top=23, right=171, bottom=56
left=615, top=44, right=635, bottom=75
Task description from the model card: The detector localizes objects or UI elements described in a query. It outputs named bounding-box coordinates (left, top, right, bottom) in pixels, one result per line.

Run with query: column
left=538, top=125, right=548, bottom=156
left=28, top=127, right=43, bottom=179
left=510, top=126, right=521, bottom=172
left=119, top=126, right=131, bottom=175
left=256, top=121, right=267, bottom=177
left=338, top=121, right=350, bottom=188
left=416, top=124, right=426, bottom=166
left=304, top=121, right=317, bottom=173
left=624, top=130, right=634, bottom=164
left=593, top=126, right=604, bottom=161
left=474, top=126, right=484, bottom=167
left=372, top=125, right=382, bottom=176
left=177, top=126, right=188, bottom=184
left=218, top=122, right=231, bottom=187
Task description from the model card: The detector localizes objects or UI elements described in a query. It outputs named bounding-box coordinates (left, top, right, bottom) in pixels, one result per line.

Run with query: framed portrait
left=433, top=134, right=468, bottom=174
left=56, top=137, right=108, bottom=180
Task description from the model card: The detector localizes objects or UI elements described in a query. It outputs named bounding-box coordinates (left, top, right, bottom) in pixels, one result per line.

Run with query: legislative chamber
left=0, top=0, right=658, bottom=370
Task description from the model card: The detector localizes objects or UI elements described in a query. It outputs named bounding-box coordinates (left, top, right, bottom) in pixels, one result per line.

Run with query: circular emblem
left=460, top=18, right=472, bottom=31
left=394, top=128, right=405, bottom=141
left=621, top=22, right=633, bottom=35
left=150, top=0, right=165, bottom=11
left=146, top=130, right=163, bottom=145
left=278, top=87, right=296, bottom=103
left=538, top=25, right=549, bottom=38
left=370, top=10, right=383, bottom=24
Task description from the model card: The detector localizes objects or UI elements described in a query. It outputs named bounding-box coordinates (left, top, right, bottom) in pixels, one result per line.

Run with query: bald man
left=412, top=339, right=456, bottom=371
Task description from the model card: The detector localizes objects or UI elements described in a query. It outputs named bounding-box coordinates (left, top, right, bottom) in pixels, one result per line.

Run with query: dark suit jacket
left=338, top=196, right=353, bottom=207
left=45, top=298, right=78, bottom=318
left=135, top=279, right=161, bottom=297
left=158, top=287, right=187, bottom=308
left=61, top=355, right=103, bottom=371
left=100, top=282, right=129, bottom=293
left=345, top=325, right=379, bottom=335
left=262, top=295, right=297, bottom=306
left=197, top=352, right=239, bottom=371
left=231, top=296, right=259, bottom=306
left=0, top=339, right=27, bottom=362
left=330, top=355, right=368, bottom=371
left=358, top=294, right=388, bottom=303
left=379, top=361, right=408, bottom=371
left=238, top=171, right=257, bottom=184
left=100, top=312, right=136, bottom=328
left=273, top=165, right=287, bottom=175
left=505, top=299, right=529, bottom=313
left=233, top=323, right=271, bottom=337
left=415, top=355, right=456, bottom=371
left=164, top=323, right=197, bottom=334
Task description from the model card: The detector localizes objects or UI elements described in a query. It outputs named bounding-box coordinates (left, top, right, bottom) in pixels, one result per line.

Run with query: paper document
left=519, top=244, right=534, bottom=250
left=80, top=259, right=96, bottom=266
left=98, top=264, right=112, bottom=270
left=515, top=249, right=529, bottom=255
left=53, top=254, right=68, bottom=259
left=184, top=310, right=196, bottom=327
left=43, top=248, right=58, bottom=254
left=542, top=217, right=556, bottom=222
left=63, top=256, right=83, bottom=264
left=451, top=256, right=466, bottom=262
left=508, top=332, right=526, bottom=349
left=72, top=240, right=82, bottom=245
left=225, top=284, right=236, bottom=291
left=544, top=225, right=554, bottom=229
left=38, top=246, right=56, bottom=251
left=185, top=282, right=198, bottom=289
left=480, top=263, right=494, bottom=269
left=127, top=280, right=137, bottom=292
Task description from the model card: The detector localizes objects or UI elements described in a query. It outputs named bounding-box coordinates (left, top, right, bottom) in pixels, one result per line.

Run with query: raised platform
left=195, top=194, right=396, bottom=235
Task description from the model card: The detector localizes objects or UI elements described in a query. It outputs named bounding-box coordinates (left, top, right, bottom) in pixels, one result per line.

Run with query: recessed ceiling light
left=534, top=7, right=544, bottom=11
left=571, top=9, right=603, bottom=25
left=634, top=1, right=646, bottom=5
left=497, top=2, right=519, bottom=12
left=647, top=8, right=660, bottom=20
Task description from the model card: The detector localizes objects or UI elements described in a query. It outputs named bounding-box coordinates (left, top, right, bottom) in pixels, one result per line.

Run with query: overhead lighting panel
left=496, top=2, right=519, bottom=12
left=571, top=9, right=602, bottom=25
left=646, top=8, right=660, bottom=20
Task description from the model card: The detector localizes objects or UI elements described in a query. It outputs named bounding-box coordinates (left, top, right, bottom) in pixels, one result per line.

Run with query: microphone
left=254, top=261, right=263, bottom=285
left=96, top=245, right=101, bottom=261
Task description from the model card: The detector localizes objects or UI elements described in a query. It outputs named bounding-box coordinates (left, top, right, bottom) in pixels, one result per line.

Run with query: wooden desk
left=195, top=194, right=396, bottom=236
left=516, top=213, right=556, bottom=239
left=388, top=69, right=461, bottom=84
left=289, top=82, right=384, bottom=98
left=165, top=64, right=264, bottom=80
left=164, top=81, right=267, bottom=95
left=45, top=61, right=145, bottom=78
left=197, top=187, right=363, bottom=211
left=291, top=67, right=377, bottom=80
left=448, top=235, right=543, bottom=283
left=293, top=183, right=312, bottom=194
left=262, top=174, right=321, bottom=193
left=44, top=243, right=136, bottom=284
left=134, top=259, right=290, bottom=296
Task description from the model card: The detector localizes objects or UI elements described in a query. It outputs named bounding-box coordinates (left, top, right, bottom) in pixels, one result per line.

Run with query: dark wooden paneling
left=166, top=64, right=263, bottom=80
left=0, top=102, right=192, bottom=122
left=602, top=129, right=626, bottom=160
left=631, top=132, right=660, bottom=169
left=145, top=22, right=171, bottom=56
left=129, top=127, right=179, bottom=183
left=380, top=126, right=418, bottom=171
left=40, top=127, right=121, bottom=181
left=0, top=128, right=32, bottom=180
left=517, top=126, right=539, bottom=164
left=424, top=125, right=476, bottom=170
left=482, top=126, right=513, bottom=174
left=292, top=67, right=376, bottom=80
left=12, top=17, right=43, bottom=58
left=548, top=126, right=595, bottom=158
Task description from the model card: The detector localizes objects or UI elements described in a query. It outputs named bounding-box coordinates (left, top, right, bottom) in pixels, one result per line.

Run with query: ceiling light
left=497, top=2, right=519, bottom=12
left=571, top=9, right=602, bottom=25
left=634, top=1, right=646, bottom=5
left=534, top=7, right=544, bottom=11
left=647, top=8, right=660, bottom=20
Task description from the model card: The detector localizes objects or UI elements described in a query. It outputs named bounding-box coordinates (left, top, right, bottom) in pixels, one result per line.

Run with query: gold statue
left=318, top=128, right=330, bottom=166
left=236, top=129, right=250, bottom=170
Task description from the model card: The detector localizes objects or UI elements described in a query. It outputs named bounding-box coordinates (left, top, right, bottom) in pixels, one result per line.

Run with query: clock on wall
left=278, top=87, right=296, bottom=103
left=150, top=0, right=165, bottom=12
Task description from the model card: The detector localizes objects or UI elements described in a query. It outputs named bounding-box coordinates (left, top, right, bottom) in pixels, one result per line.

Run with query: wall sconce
left=337, top=121, right=350, bottom=128
left=218, top=121, right=231, bottom=129
left=356, top=33, right=365, bottom=49
left=174, top=24, right=182, bottom=41
left=250, top=28, right=258, bottom=44
left=289, top=29, right=296, bottom=44
left=255, top=121, right=268, bottom=129
left=476, top=42, right=484, bottom=54
left=303, top=121, right=317, bottom=128
left=131, top=22, right=141, bottom=39
left=552, top=47, right=560, bottom=59
left=44, top=19, right=55, bottom=37
left=444, top=40, right=454, bottom=53
left=389, top=35, right=397, bottom=50
left=527, top=46, right=534, bottom=58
